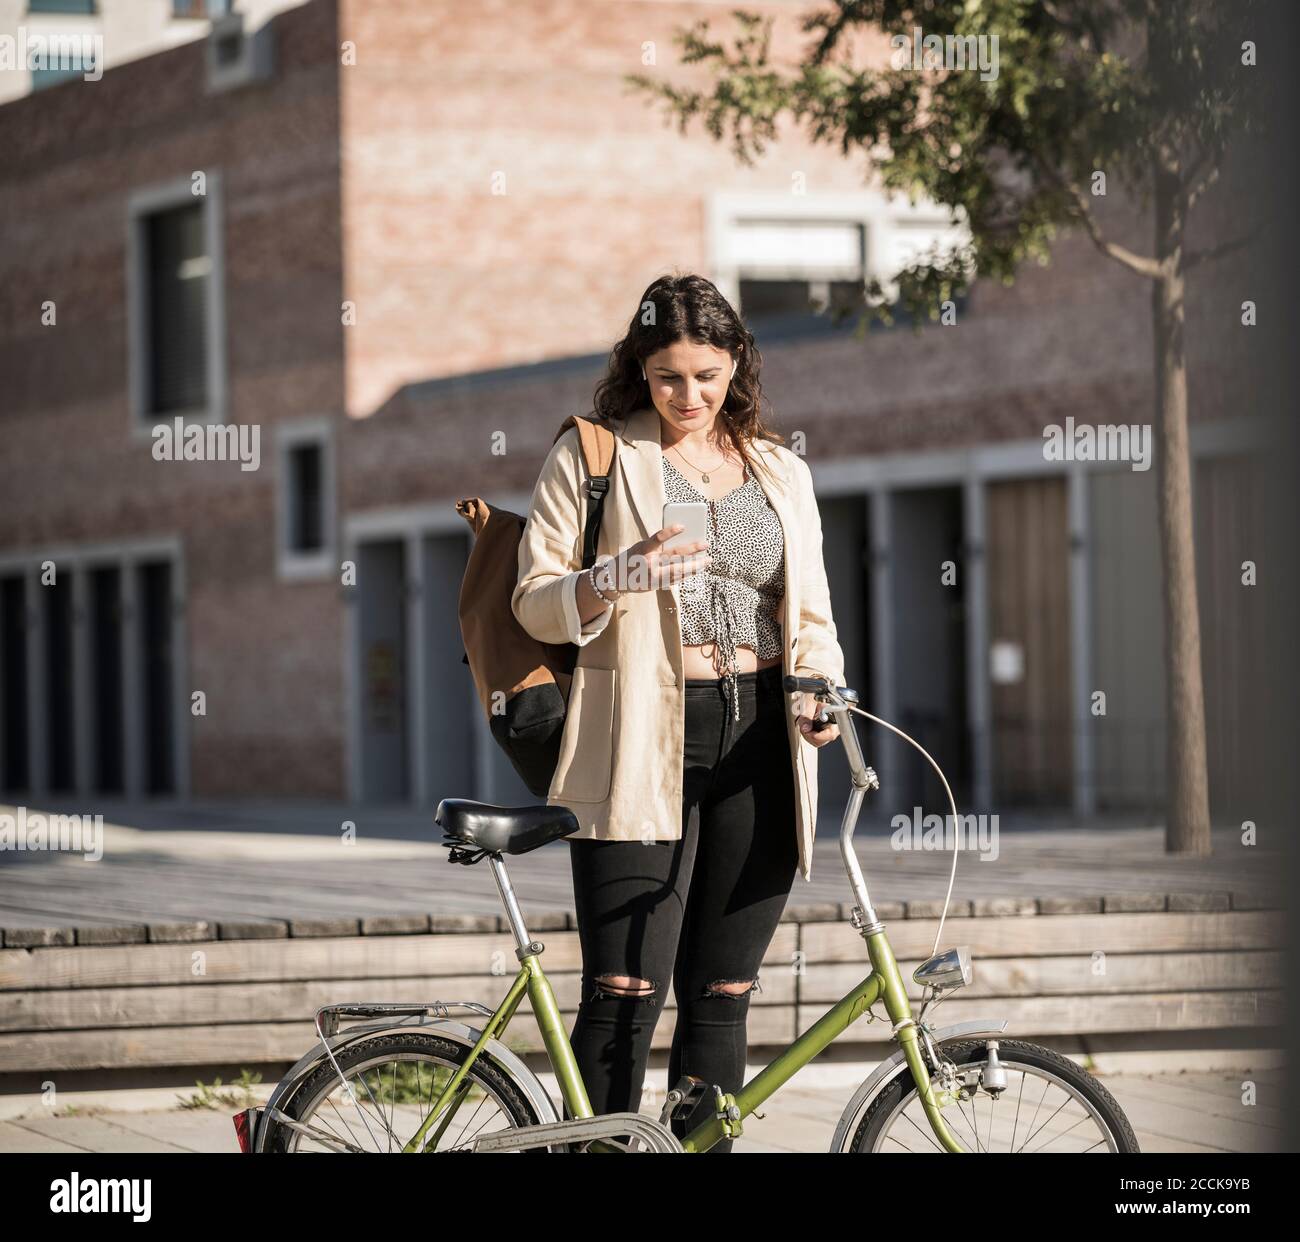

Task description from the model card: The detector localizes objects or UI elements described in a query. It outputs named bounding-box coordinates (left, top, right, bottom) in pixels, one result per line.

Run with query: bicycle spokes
left=287, top=1055, right=518, bottom=1153
left=877, top=1059, right=1119, bottom=1153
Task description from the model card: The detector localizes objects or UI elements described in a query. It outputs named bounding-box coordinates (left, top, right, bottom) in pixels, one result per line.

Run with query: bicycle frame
left=392, top=680, right=971, bottom=1155
left=390, top=921, right=965, bottom=1153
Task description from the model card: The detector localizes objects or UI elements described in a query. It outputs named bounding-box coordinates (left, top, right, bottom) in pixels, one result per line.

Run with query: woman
left=511, top=273, right=845, bottom=1151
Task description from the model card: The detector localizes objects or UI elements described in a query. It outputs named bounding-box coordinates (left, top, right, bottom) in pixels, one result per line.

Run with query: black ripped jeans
left=566, top=663, right=799, bottom=1152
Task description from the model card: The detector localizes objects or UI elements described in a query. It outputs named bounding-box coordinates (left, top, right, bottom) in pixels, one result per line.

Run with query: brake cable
left=841, top=702, right=963, bottom=962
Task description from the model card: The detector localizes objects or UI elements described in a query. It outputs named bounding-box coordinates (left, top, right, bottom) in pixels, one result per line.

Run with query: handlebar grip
left=783, top=674, right=831, bottom=695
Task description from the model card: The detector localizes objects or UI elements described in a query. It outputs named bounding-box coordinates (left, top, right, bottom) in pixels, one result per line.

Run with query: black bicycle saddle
left=435, top=799, right=580, bottom=856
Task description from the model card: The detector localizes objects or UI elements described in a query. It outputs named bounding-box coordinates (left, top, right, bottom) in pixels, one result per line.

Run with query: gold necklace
left=669, top=440, right=730, bottom=484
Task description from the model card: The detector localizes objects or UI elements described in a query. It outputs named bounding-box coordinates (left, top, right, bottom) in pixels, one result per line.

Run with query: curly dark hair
left=591, top=272, right=784, bottom=477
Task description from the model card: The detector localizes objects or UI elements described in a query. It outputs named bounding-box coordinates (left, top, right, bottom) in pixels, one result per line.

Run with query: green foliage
left=175, top=1068, right=263, bottom=1111
left=346, top=1060, right=494, bottom=1108
left=626, top=0, right=1265, bottom=326
left=51, top=1102, right=103, bottom=1118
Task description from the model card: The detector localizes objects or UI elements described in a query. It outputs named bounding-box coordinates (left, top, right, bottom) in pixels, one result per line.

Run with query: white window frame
left=205, top=9, right=276, bottom=94
left=276, top=416, right=337, bottom=581
left=707, top=189, right=967, bottom=314
left=126, top=172, right=227, bottom=436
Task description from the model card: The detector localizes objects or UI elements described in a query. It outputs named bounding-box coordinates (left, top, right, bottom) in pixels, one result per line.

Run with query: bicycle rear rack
left=315, top=1000, right=494, bottom=1040
left=314, top=1001, right=497, bottom=1106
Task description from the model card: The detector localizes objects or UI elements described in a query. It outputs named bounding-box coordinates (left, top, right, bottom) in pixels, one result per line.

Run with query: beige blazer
left=511, top=405, right=845, bottom=882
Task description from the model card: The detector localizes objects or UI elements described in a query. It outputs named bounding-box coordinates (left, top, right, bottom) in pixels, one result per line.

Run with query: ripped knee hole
left=704, top=977, right=759, bottom=998
left=592, top=974, right=657, bottom=1000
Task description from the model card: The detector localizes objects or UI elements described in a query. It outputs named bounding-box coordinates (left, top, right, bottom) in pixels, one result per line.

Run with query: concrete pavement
left=0, top=1062, right=1283, bottom=1154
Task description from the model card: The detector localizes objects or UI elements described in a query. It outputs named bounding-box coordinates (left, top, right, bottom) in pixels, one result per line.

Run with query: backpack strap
left=553, top=415, right=617, bottom=569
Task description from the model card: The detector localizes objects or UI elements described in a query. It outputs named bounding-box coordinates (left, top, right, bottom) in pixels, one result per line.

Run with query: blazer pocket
left=551, top=666, right=616, bottom=804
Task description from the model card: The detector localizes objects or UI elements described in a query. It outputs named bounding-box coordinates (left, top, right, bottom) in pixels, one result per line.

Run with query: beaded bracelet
left=588, top=560, right=617, bottom=606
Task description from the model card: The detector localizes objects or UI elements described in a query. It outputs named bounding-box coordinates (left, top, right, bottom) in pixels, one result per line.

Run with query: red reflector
left=233, top=1107, right=258, bottom=1153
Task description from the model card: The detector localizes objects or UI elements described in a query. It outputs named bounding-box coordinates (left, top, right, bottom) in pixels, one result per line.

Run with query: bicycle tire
left=265, top=1031, right=553, bottom=1153
left=850, top=1038, right=1141, bottom=1153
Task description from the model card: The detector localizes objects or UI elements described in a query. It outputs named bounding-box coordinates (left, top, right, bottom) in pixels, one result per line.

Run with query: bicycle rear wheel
left=851, top=1038, right=1140, bottom=1153
left=265, top=1031, right=551, bottom=1153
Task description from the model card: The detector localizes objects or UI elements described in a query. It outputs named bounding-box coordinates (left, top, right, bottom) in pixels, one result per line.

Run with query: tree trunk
left=1152, top=163, right=1212, bottom=855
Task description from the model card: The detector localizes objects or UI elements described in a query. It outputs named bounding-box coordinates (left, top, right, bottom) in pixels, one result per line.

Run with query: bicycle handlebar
left=782, top=673, right=963, bottom=958
left=783, top=674, right=827, bottom=694
left=782, top=675, right=858, bottom=704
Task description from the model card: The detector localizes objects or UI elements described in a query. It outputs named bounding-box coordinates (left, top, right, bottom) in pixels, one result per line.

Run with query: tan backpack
left=455, top=416, right=617, bottom=797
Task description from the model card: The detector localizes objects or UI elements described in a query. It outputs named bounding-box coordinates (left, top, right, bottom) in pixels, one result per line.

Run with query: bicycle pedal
left=658, top=1074, right=711, bottom=1126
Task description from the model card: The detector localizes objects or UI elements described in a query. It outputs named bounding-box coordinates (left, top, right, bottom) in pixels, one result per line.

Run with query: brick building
left=0, top=0, right=1270, bottom=828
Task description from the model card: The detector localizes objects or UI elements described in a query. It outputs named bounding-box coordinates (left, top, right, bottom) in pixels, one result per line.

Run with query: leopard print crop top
left=663, top=454, right=785, bottom=718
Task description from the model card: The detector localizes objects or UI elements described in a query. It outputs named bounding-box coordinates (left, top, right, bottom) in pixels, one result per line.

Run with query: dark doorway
left=139, top=561, right=175, bottom=794
left=816, top=495, right=872, bottom=824
left=986, top=477, right=1072, bottom=807
left=358, top=539, right=408, bottom=801
left=43, top=572, right=76, bottom=792
left=90, top=566, right=125, bottom=793
left=1, top=576, right=28, bottom=792
left=890, top=487, right=971, bottom=813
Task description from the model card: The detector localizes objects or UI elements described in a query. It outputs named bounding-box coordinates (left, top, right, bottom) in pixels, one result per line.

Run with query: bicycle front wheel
left=851, top=1038, right=1140, bottom=1153
left=265, top=1032, right=550, bottom=1153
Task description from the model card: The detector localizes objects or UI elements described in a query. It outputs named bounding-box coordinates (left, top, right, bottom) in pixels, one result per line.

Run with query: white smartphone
left=661, top=501, right=709, bottom=552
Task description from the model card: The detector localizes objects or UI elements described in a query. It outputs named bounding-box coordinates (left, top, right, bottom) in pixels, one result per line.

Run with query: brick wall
left=0, top=0, right=1262, bottom=799
left=0, top=0, right=348, bottom=796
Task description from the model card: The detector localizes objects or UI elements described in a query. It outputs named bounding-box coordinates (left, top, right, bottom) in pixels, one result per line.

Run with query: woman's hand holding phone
left=599, top=526, right=711, bottom=597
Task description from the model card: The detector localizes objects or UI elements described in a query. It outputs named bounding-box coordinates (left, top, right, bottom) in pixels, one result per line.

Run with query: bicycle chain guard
left=472, top=1111, right=684, bottom=1153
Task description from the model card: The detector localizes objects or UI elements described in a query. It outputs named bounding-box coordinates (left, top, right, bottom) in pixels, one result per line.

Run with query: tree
left=628, top=0, right=1266, bottom=855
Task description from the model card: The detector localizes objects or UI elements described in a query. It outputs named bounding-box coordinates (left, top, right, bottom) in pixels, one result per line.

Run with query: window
left=709, top=191, right=971, bottom=333
left=729, top=219, right=866, bottom=323
left=30, top=50, right=98, bottom=90
left=739, top=277, right=867, bottom=318
left=146, top=204, right=209, bottom=415
left=172, top=0, right=232, bottom=17
left=277, top=421, right=336, bottom=580
left=28, top=1, right=96, bottom=13
left=872, top=218, right=969, bottom=308
left=127, top=176, right=225, bottom=428
left=288, top=444, right=324, bottom=554
left=28, top=33, right=98, bottom=91
left=204, top=8, right=276, bottom=94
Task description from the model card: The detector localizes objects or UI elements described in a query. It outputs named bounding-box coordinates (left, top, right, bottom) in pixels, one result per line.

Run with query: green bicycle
left=236, top=675, right=1139, bottom=1154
